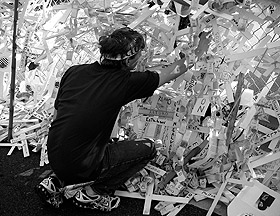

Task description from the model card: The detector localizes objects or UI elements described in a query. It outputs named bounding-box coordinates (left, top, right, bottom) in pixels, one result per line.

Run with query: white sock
left=84, top=185, right=97, bottom=196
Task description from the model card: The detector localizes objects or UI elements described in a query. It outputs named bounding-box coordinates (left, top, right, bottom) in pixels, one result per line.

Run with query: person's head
left=98, top=27, right=145, bottom=70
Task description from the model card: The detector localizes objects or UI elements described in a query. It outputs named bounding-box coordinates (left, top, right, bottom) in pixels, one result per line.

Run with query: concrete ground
left=0, top=148, right=225, bottom=216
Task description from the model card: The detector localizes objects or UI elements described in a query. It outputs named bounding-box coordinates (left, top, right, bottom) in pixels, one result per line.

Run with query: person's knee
left=133, top=138, right=157, bottom=159
left=142, top=138, right=157, bottom=158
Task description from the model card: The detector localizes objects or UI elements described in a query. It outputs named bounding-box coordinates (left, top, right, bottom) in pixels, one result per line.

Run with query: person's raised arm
left=156, top=56, right=190, bottom=87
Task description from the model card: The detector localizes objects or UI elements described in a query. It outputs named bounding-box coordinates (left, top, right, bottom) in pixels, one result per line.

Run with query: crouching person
left=35, top=27, right=189, bottom=212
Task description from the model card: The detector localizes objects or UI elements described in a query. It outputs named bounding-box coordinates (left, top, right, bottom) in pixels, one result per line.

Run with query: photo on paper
left=256, top=191, right=275, bottom=211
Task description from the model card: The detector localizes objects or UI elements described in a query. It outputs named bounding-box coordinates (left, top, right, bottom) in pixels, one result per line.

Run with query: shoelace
left=100, top=195, right=120, bottom=211
left=48, top=193, right=63, bottom=208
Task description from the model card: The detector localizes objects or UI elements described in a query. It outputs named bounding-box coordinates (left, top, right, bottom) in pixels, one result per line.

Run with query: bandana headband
left=101, top=43, right=143, bottom=61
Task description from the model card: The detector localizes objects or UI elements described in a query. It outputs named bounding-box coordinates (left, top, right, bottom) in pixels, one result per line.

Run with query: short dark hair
left=99, top=27, right=145, bottom=67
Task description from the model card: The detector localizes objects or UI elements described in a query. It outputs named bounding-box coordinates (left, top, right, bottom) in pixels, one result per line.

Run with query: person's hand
left=157, top=55, right=191, bottom=87
left=172, top=55, right=190, bottom=74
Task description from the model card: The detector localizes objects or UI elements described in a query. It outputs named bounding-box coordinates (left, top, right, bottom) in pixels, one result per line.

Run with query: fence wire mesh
left=243, top=2, right=280, bottom=96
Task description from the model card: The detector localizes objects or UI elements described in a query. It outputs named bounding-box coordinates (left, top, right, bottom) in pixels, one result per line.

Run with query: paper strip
left=249, top=151, right=280, bottom=169
left=138, top=108, right=175, bottom=119
left=140, top=116, right=179, bottom=128
left=206, top=180, right=228, bottom=216
left=21, top=134, right=30, bottom=158
left=115, top=190, right=197, bottom=204
left=167, top=192, right=195, bottom=216
left=193, top=189, right=229, bottom=204
left=240, top=72, right=277, bottom=129
left=225, top=48, right=266, bottom=62
left=145, top=164, right=166, bottom=176
left=129, top=7, right=157, bottom=29
left=143, top=179, right=154, bottom=215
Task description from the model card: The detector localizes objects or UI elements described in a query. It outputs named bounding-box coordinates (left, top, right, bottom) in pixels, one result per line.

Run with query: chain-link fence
left=243, top=2, right=280, bottom=96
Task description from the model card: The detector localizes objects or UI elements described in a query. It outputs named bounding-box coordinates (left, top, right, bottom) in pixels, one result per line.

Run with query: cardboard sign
left=228, top=180, right=280, bottom=216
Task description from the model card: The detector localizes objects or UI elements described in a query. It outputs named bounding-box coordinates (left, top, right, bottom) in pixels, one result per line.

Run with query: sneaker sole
left=72, top=192, right=120, bottom=211
left=72, top=197, right=101, bottom=210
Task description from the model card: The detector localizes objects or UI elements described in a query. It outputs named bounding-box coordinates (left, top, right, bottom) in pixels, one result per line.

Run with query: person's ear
left=126, top=56, right=135, bottom=66
left=125, top=58, right=130, bottom=66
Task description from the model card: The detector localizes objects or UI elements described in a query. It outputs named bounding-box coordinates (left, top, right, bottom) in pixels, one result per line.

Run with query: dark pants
left=88, top=138, right=157, bottom=195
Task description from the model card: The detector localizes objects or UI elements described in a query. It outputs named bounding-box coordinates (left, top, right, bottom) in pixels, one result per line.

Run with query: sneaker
left=72, top=189, right=120, bottom=211
left=35, top=175, right=64, bottom=208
